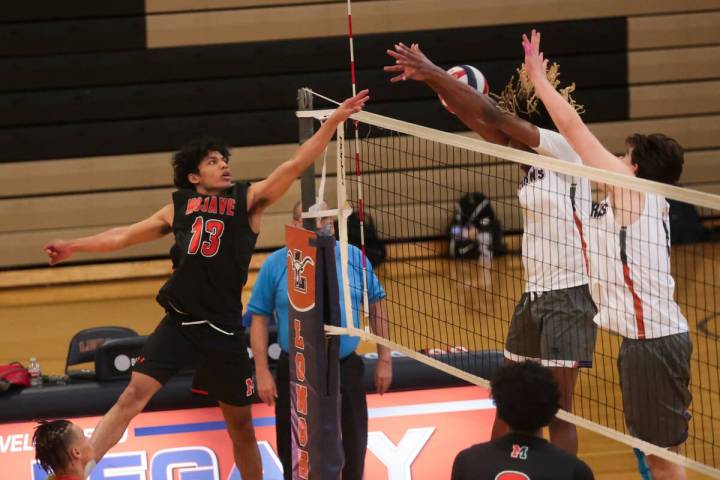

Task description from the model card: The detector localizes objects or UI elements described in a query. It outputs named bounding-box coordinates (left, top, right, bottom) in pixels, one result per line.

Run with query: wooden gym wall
left=0, top=0, right=718, bottom=268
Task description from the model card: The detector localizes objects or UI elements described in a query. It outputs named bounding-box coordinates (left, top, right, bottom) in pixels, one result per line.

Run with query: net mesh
left=335, top=112, right=720, bottom=473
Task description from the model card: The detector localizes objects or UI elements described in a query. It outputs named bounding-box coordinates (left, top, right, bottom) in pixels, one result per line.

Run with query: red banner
left=0, top=386, right=494, bottom=479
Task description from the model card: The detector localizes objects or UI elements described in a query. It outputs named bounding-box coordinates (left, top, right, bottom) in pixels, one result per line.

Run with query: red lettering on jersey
left=298, top=450, right=309, bottom=479
left=208, top=196, right=218, bottom=214
left=219, top=197, right=229, bottom=215
left=295, top=352, right=306, bottom=382
left=226, top=198, right=236, bottom=216
left=294, top=319, right=305, bottom=350
left=496, top=472, right=529, bottom=480
left=186, top=197, right=201, bottom=214
left=200, top=197, right=209, bottom=212
left=298, top=417, right=308, bottom=447
left=296, top=384, right=308, bottom=415
left=245, top=378, right=254, bottom=397
left=511, top=445, right=521, bottom=458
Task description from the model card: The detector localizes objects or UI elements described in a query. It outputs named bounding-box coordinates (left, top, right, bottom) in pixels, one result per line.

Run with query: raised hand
left=44, top=240, right=73, bottom=266
left=330, top=89, right=370, bottom=122
left=384, top=43, right=436, bottom=83
left=522, top=29, right=548, bottom=84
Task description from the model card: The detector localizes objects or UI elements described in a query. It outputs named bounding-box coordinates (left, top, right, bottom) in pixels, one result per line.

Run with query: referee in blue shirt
left=247, top=201, right=392, bottom=480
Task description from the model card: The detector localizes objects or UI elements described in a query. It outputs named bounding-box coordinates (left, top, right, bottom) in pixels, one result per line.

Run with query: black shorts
left=505, top=284, right=598, bottom=368
left=619, top=332, right=692, bottom=447
left=134, top=313, right=254, bottom=406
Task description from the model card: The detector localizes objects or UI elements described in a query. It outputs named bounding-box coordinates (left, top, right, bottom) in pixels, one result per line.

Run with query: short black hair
left=491, top=361, right=560, bottom=433
left=172, top=137, right=231, bottom=190
left=33, top=420, right=76, bottom=474
left=626, top=133, right=684, bottom=185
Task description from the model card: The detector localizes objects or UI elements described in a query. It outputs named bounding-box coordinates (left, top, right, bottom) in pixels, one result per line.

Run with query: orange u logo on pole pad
left=286, top=225, right=343, bottom=479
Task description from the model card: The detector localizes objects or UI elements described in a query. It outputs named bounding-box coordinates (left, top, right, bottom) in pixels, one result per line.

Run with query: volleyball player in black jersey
left=43, top=91, right=369, bottom=480
left=452, top=362, right=594, bottom=480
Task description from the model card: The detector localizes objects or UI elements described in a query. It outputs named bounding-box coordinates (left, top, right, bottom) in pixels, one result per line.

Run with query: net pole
left=297, top=88, right=316, bottom=231
left=336, top=122, right=355, bottom=336
left=346, top=0, right=370, bottom=326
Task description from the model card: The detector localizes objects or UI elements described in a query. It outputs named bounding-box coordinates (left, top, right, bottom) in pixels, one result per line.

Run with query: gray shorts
left=619, top=332, right=692, bottom=447
left=505, top=284, right=597, bottom=368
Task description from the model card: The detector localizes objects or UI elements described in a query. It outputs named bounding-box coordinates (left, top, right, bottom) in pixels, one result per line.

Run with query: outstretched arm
left=246, top=90, right=369, bottom=224
left=385, top=43, right=539, bottom=148
left=523, top=30, right=643, bottom=222
left=522, top=30, right=632, bottom=176
left=43, top=204, right=173, bottom=265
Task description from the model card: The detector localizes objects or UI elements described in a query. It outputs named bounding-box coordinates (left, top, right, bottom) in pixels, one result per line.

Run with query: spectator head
left=491, top=361, right=560, bottom=434
left=292, top=200, right=303, bottom=228
left=291, top=200, right=335, bottom=236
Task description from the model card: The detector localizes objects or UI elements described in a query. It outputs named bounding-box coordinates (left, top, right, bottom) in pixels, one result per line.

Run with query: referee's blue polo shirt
left=246, top=241, right=385, bottom=358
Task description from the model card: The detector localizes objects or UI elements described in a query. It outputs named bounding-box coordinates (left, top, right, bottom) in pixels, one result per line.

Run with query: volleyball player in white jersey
left=386, top=44, right=597, bottom=455
left=522, top=30, right=691, bottom=480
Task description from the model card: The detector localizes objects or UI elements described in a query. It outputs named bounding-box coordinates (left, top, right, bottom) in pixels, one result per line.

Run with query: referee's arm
left=250, top=313, right=277, bottom=407
left=369, top=299, right=392, bottom=394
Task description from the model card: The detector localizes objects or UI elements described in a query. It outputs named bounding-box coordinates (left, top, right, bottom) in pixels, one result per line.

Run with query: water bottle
left=476, top=230, right=494, bottom=260
left=28, top=357, right=42, bottom=387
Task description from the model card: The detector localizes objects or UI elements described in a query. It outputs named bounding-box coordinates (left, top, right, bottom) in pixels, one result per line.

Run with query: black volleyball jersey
left=451, top=433, right=594, bottom=480
left=157, top=182, right=258, bottom=329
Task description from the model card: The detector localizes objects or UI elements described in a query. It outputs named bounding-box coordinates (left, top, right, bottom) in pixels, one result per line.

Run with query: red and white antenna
left=346, top=0, right=370, bottom=321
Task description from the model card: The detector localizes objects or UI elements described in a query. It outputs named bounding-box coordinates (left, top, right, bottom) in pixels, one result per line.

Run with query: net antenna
left=346, top=0, right=371, bottom=326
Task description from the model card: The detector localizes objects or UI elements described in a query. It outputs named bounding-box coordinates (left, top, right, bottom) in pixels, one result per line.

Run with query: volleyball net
left=297, top=100, right=720, bottom=477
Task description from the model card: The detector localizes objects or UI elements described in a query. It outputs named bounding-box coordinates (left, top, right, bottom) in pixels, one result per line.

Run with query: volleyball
left=439, top=65, right=489, bottom=114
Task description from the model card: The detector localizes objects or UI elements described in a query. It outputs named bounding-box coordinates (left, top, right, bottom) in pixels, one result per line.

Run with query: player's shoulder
left=232, top=180, right=251, bottom=192
left=645, top=192, right=667, bottom=210
left=540, top=442, right=593, bottom=475
left=535, top=128, right=582, bottom=164
left=536, top=127, right=569, bottom=147
left=451, top=442, right=497, bottom=474
left=341, top=242, right=362, bottom=262
left=456, top=441, right=497, bottom=459
left=345, top=242, right=378, bottom=272
left=346, top=242, right=363, bottom=257
left=268, top=246, right=288, bottom=261
left=172, top=187, right=197, bottom=199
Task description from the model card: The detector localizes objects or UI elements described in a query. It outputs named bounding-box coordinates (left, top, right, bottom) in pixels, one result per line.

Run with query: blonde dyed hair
left=492, top=62, right=584, bottom=117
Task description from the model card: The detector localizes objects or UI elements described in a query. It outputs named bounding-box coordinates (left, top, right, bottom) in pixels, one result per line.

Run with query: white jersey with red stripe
left=588, top=193, right=688, bottom=339
left=520, top=128, right=590, bottom=292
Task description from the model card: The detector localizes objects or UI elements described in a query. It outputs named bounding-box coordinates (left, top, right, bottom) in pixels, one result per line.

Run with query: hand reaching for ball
left=522, top=29, right=549, bottom=85
left=384, top=43, right=436, bottom=82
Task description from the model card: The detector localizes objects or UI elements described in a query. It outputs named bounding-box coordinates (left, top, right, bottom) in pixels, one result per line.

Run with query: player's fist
left=44, top=240, right=74, bottom=266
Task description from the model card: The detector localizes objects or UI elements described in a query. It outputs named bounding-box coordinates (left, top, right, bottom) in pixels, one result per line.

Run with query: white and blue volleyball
left=439, top=65, right=489, bottom=114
